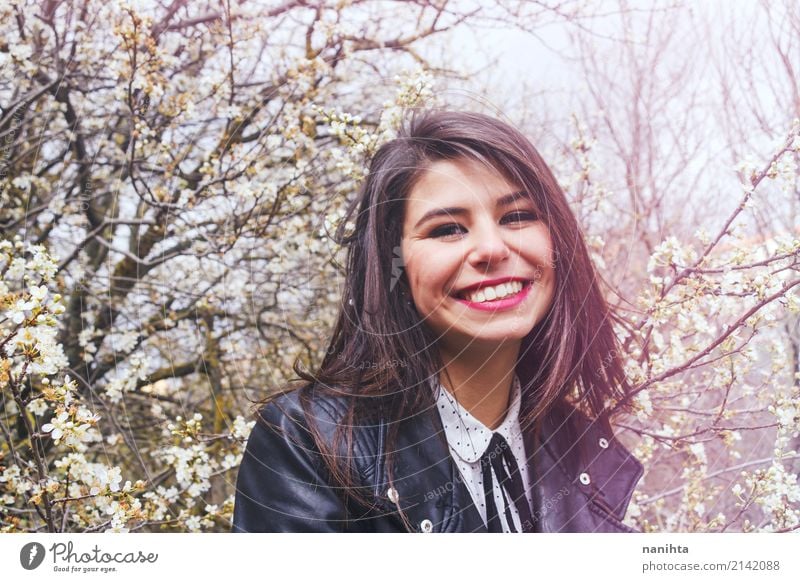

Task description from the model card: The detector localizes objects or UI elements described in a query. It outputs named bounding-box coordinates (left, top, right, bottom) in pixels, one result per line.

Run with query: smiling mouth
left=453, top=280, right=534, bottom=303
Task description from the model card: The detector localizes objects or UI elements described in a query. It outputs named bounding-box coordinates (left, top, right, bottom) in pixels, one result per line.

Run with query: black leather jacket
left=232, top=386, right=644, bottom=533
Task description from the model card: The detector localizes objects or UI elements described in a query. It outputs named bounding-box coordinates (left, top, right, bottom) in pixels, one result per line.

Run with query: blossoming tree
left=1, top=0, right=798, bottom=533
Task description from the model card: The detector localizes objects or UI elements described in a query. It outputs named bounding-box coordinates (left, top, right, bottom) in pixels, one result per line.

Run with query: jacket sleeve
left=231, top=398, right=351, bottom=532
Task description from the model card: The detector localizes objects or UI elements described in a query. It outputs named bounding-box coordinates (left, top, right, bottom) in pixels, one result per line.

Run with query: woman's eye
left=501, top=211, right=538, bottom=224
left=429, top=224, right=466, bottom=238
left=428, top=212, right=538, bottom=239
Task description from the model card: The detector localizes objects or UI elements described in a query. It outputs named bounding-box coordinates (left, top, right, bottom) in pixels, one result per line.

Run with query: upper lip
left=453, top=277, right=532, bottom=297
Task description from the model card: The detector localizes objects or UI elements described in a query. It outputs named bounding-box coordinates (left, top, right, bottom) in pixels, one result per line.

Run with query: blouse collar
left=434, top=373, right=523, bottom=463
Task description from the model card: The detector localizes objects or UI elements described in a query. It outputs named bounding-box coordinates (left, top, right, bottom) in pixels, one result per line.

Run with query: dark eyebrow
left=413, top=190, right=530, bottom=230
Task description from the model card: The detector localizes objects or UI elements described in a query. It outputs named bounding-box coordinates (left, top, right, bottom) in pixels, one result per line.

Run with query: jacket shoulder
left=255, top=384, right=345, bottom=436
left=253, top=384, right=385, bottom=488
left=233, top=384, right=379, bottom=532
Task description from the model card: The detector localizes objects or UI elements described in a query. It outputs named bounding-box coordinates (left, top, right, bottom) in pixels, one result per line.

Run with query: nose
left=466, top=221, right=511, bottom=268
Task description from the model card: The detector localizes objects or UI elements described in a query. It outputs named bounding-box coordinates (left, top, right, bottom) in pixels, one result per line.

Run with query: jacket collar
left=531, top=401, right=644, bottom=523
left=379, top=400, right=487, bottom=532
left=378, top=398, right=643, bottom=532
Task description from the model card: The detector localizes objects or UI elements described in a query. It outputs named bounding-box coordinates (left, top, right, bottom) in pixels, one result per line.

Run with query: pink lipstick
left=454, top=280, right=534, bottom=312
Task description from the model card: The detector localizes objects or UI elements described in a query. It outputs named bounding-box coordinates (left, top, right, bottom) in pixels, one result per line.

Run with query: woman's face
left=400, top=157, right=556, bottom=355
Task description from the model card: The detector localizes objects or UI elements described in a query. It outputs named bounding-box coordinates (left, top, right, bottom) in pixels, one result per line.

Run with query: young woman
left=232, top=109, right=643, bottom=533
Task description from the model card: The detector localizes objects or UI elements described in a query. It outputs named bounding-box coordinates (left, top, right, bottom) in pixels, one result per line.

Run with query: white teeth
left=464, top=280, right=525, bottom=303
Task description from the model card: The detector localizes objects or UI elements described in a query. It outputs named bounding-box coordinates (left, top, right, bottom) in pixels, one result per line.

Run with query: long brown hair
left=264, top=109, right=634, bottom=524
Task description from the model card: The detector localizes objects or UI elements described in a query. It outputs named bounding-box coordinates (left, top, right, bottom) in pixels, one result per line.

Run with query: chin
left=451, top=327, right=532, bottom=347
